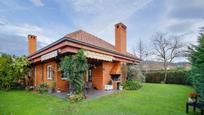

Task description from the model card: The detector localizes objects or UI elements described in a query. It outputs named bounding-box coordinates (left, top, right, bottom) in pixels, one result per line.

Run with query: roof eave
left=28, top=37, right=140, bottom=62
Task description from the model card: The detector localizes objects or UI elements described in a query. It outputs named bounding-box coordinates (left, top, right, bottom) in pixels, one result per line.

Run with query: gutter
left=28, top=37, right=140, bottom=62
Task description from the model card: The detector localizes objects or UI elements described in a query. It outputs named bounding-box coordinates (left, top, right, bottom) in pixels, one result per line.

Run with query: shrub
left=137, top=72, right=146, bottom=83
left=127, top=64, right=145, bottom=83
left=145, top=70, right=191, bottom=85
left=0, top=54, right=14, bottom=90
left=122, top=80, right=142, bottom=90
left=36, top=83, right=48, bottom=94
left=11, top=82, right=25, bottom=90
left=0, top=54, right=30, bottom=90
left=60, top=49, right=88, bottom=94
left=68, top=93, right=84, bottom=103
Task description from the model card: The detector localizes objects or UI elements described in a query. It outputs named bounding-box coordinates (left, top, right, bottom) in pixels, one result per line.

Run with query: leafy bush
left=0, top=54, right=15, bottom=90
left=36, top=83, right=48, bottom=94
left=145, top=70, right=191, bottom=85
left=60, top=49, right=88, bottom=94
left=137, top=72, right=146, bottom=83
left=127, top=65, right=145, bottom=83
left=11, top=82, right=25, bottom=90
left=0, top=54, right=30, bottom=90
left=122, top=80, right=142, bottom=90
left=68, top=93, right=84, bottom=103
left=12, top=56, right=31, bottom=80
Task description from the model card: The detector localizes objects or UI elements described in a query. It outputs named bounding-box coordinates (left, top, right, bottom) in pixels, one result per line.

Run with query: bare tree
left=152, top=33, right=184, bottom=83
left=132, top=39, right=147, bottom=60
left=132, top=39, right=147, bottom=70
left=138, top=39, right=145, bottom=60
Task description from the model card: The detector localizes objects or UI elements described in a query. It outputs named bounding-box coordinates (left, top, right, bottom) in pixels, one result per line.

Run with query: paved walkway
left=51, top=89, right=120, bottom=99
left=51, top=92, right=68, bottom=99
left=85, top=89, right=120, bottom=99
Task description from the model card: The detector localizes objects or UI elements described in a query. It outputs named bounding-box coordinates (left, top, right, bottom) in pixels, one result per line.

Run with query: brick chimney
left=28, top=34, right=37, bottom=55
left=115, top=23, right=127, bottom=53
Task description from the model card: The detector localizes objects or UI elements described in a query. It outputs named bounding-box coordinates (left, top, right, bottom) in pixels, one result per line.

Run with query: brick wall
left=91, top=61, right=125, bottom=90
left=32, top=59, right=126, bottom=91
left=32, top=60, right=68, bottom=92
left=92, top=63, right=103, bottom=89
left=102, top=62, right=114, bottom=87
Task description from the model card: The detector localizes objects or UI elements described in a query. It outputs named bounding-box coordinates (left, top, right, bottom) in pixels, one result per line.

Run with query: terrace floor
left=85, top=89, right=120, bottom=99
left=51, top=89, right=120, bottom=99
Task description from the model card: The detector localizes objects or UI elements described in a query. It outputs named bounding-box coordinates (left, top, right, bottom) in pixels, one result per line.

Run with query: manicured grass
left=0, top=83, right=195, bottom=115
left=0, top=90, right=70, bottom=115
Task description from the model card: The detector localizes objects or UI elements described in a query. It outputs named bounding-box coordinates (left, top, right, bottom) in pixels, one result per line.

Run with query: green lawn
left=0, top=83, right=196, bottom=115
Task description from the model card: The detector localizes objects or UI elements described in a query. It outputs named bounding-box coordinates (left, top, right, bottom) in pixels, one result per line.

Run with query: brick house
left=28, top=23, right=140, bottom=92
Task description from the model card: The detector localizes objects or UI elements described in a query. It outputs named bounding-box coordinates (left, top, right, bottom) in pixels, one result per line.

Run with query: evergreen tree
left=190, top=33, right=204, bottom=103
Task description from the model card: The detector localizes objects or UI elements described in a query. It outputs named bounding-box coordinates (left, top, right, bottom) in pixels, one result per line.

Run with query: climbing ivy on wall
left=60, top=49, right=88, bottom=94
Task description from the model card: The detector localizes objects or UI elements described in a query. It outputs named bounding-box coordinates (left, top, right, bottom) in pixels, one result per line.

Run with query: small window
left=47, top=65, right=53, bottom=80
left=61, top=71, right=68, bottom=80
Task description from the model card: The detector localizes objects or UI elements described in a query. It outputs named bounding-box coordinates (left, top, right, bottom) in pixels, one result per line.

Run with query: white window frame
left=61, top=72, right=68, bottom=80
left=47, top=65, right=53, bottom=80
left=61, top=77, right=68, bottom=80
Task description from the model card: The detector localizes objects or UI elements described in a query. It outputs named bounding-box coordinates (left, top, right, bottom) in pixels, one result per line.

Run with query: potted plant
left=188, top=92, right=198, bottom=103
left=49, top=81, right=56, bottom=93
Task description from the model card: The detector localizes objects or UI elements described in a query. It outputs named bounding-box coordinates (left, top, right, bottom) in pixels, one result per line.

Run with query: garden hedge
left=144, top=70, right=191, bottom=85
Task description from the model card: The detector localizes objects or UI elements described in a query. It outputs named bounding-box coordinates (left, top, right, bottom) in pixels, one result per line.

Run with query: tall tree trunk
left=163, top=62, right=167, bottom=83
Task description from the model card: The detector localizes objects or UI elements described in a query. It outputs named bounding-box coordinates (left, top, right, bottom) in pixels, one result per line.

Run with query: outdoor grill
left=111, top=75, right=120, bottom=81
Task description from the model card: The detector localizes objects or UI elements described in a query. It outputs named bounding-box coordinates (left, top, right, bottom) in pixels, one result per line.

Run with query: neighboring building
left=141, top=61, right=191, bottom=72
left=175, top=62, right=191, bottom=70
left=28, top=23, right=140, bottom=92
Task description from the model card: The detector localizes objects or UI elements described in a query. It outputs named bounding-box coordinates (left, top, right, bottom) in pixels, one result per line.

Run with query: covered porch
left=85, top=56, right=124, bottom=91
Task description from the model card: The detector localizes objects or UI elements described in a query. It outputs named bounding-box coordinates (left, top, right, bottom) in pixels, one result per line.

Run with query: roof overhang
left=28, top=37, right=140, bottom=64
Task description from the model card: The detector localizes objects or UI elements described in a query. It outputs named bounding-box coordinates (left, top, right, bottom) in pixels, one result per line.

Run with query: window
left=47, top=65, right=53, bottom=80
left=61, top=71, right=68, bottom=80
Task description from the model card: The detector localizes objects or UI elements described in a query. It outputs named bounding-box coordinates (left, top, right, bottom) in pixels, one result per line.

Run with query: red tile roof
left=64, top=30, right=138, bottom=59
left=64, top=30, right=115, bottom=51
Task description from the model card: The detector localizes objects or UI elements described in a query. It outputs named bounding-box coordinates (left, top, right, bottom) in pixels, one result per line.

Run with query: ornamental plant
left=36, top=82, right=49, bottom=94
left=122, top=80, right=142, bottom=90
left=0, top=54, right=30, bottom=90
left=60, top=49, right=88, bottom=95
left=0, top=54, right=14, bottom=90
left=12, top=56, right=31, bottom=81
